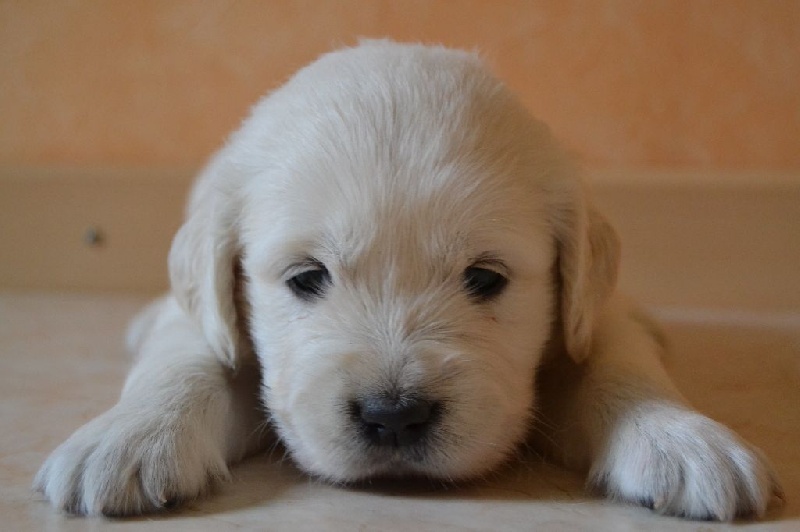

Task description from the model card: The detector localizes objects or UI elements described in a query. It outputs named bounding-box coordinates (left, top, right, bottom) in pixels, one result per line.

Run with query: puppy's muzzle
left=350, top=395, right=442, bottom=448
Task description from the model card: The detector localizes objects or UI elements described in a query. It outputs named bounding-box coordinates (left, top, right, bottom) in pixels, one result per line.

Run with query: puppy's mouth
left=270, top=375, right=522, bottom=483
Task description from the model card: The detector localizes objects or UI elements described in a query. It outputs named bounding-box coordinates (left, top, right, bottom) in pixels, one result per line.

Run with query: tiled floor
left=1, top=293, right=798, bottom=531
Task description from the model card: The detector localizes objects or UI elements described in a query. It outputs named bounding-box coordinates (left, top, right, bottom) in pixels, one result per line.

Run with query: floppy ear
left=168, top=157, right=243, bottom=369
left=552, top=180, right=621, bottom=363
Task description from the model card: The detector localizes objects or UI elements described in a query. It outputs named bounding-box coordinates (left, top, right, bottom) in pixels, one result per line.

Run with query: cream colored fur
left=35, top=41, right=780, bottom=520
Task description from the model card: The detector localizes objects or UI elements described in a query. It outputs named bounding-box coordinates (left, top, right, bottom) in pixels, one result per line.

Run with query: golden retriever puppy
left=35, top=41, right=780, bottom=520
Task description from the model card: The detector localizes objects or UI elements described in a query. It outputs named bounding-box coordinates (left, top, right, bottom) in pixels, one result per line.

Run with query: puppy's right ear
left=168, top=156, right=242, bottom=369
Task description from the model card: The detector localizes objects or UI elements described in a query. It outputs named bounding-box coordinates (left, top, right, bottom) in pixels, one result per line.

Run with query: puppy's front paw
left=34, top=405, right=229, bottom=516
left=590, top=404, right=781, bottom=521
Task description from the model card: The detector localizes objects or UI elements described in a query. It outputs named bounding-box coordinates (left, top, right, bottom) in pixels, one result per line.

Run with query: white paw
left=34, top=404, right=229, bottom=516
left=590, top=404, right=782, bottom=521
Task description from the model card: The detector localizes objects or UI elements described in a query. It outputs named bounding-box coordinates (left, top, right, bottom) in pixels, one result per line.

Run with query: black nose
left=352, top=396, right=439, bottom=447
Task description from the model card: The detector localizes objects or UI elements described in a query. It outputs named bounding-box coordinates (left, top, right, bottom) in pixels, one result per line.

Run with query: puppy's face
left=236, top=47, right=558, bottom=482
left=242, top=148, right=555, bottom=482
left=170, top=43, right=615, bottom=484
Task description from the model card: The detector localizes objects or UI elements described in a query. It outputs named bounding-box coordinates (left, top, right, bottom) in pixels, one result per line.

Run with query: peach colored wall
left=2, top=0, right=799, bottom=170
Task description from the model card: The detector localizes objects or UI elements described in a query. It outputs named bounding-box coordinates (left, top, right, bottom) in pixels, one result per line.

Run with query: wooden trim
left=590, top=173, right=800, bottom=313
left=0, top=167, right=193, bottom=293
left=2, top=167, right=798, bottom=312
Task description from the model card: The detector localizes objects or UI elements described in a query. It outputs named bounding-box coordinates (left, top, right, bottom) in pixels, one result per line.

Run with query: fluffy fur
left=35, top=41, right=781, bottom=520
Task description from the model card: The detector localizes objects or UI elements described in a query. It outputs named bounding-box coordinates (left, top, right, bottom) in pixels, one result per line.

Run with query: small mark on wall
left=83, top=226, right=105, bottom=248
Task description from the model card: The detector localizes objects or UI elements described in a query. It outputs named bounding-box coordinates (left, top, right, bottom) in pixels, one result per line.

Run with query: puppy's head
left=169, top=42, right=619, bottom=482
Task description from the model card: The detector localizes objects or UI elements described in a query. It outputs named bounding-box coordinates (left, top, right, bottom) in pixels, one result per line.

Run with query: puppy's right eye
left=286, top=265, right=331, bottom=301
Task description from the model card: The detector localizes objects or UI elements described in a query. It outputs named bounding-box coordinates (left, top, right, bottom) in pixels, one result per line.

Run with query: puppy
left=35, top=41, right=780, bottom=520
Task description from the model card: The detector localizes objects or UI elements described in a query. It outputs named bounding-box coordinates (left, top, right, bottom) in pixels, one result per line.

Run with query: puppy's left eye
left=463, top=266, right=508, bottom=302
left=287, top=264, right=331, bottom=301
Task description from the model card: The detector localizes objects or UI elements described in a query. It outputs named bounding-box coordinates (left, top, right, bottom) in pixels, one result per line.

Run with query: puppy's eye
left=463, top=266, right=508, bottom=301
left=287, top=264, right=331, bottom=301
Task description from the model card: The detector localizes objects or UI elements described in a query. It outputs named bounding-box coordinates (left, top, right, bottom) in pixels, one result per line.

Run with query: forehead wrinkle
left=323, top=214, right=443, bottom=293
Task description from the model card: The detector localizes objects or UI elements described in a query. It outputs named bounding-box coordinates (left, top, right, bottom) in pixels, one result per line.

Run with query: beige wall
left=2, top=1, right=799, bottom=304
left=2, top=0, right=799, bottom=170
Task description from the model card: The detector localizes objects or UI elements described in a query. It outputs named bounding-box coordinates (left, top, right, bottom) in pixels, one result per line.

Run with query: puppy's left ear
left=551, top=179, right=621, bottom=363
left=168, top=156, right=244, bottom=369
